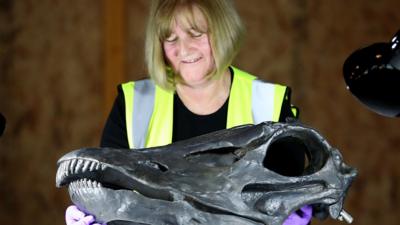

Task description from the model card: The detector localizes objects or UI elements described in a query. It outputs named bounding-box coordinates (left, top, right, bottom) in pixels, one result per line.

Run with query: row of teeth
left=182, top=57, right=200, bottom=63
left=57, top=159, right=107, bottom=181
left=69, top=178, right=102, bottom=189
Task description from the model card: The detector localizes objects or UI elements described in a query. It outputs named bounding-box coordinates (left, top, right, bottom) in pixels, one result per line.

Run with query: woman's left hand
left=283, top=205, right=312, bottom=225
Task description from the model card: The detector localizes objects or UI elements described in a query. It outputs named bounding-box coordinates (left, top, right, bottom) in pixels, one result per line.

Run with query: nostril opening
left=263, top=130, right=330, bottom=177
left=263, top=136, right=310, bottom=177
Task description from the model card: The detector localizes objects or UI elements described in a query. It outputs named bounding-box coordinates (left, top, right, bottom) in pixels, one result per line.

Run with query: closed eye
left=186, top=26, right=206, bottom=37
left=189, top=30, right=203, bottom=38
left=165, top=34, right=178, bottom=43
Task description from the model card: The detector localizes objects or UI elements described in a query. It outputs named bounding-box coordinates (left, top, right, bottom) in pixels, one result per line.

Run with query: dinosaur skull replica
left=56, top=122, right=357, bottom=225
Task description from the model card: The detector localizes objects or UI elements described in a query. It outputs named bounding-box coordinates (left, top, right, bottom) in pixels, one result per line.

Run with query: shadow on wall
left=0, top=113, right=5, bottom=137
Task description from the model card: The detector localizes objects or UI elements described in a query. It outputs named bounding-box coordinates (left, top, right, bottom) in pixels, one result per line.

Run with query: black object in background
left=343, top=30, right=400, bottom=117
left=0, top=113, right=5, bottom=137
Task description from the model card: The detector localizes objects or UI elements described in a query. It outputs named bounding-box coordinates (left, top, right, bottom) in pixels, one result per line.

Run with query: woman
left=65, top=0, right=312, bottom=224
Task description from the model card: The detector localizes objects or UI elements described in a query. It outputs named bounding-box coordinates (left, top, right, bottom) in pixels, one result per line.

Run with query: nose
left=178, top=38, right=191, bottom=57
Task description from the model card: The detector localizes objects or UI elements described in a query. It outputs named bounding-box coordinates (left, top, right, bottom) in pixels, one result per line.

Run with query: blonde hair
left=145, top=0, right=245, bottom=90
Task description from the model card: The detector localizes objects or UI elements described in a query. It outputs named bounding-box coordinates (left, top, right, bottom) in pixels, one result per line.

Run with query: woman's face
left=163, top=7, right=215, bottom=87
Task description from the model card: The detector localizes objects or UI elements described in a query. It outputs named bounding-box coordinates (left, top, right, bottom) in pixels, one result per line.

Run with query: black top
left=100, top=78, right=305, bottom=176
left=172, top=93, right=229, bottom=142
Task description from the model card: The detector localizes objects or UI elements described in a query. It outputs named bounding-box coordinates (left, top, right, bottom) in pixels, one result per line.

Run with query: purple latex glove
left=65, top=205, right=105, bottom=225
left=283, top=205, right=312, bottom=225
left=64, top=204, right=310, bottom=225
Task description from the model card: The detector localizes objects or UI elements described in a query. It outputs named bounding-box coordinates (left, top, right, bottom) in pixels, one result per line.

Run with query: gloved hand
left=65, top=204, right=310, bottom=225
left=65, top=205, right=105, bottom=225
left=283, top=205, right=312, bottom=225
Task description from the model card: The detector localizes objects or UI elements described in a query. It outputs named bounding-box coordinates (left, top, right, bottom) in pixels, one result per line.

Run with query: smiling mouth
left=182, top=57, right=201, bottom=63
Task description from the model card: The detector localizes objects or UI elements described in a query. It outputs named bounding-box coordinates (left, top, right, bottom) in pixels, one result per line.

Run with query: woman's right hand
left=65, top=205, right=104, bottom=225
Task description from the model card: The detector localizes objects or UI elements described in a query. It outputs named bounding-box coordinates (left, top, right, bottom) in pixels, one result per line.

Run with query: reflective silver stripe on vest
left=252, top=79, right=276, bottom=124
left=132, top=79, right=155, bottom=148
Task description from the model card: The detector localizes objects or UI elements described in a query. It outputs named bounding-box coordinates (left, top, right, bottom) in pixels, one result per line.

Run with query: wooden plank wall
left=103, top=0, right=126, bottom=117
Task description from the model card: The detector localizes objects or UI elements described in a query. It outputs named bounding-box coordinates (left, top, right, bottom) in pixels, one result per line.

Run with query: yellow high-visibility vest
left=122, top=66, right=293, bottom=149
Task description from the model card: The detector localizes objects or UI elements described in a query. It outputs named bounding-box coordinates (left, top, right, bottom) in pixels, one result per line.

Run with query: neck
left=176, top=69, right=231, bottom=115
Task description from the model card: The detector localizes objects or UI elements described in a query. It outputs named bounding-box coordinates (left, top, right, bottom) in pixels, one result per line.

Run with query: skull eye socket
left=263, top=131, right=329, bottom=177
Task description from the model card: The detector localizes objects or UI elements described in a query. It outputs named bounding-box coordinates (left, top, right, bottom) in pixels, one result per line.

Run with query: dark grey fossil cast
left=56, top=121, right=357, bottom=225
